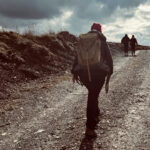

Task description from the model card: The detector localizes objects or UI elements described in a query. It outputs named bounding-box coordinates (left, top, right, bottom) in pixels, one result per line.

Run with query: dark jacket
left=130, top=37, right=138, bottom=48
left=71, top=30, right=113, bottom=76
left=121, top=35, right=130, bottom=47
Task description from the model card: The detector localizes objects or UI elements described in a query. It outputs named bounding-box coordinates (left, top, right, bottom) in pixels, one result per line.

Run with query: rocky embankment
left=0, top=31, right=77, bottom=100
left=0, top=31, right=77, bottom=79
left=0, top=31, right=150, bottom=100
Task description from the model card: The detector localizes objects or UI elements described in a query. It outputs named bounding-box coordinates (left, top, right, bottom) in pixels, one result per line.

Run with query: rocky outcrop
left=0, top=31, right=78, bottom=99
left=0, top=31, right=77, bottom=81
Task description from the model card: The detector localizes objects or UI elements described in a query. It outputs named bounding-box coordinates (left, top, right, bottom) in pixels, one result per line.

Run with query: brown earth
left=0, top=31, right=77, bottom=106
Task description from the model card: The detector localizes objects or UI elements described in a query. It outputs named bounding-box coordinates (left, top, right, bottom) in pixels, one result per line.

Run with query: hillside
left=0, top=31, right=77, bottom=99
left=0, top=31, right=150, bottom=100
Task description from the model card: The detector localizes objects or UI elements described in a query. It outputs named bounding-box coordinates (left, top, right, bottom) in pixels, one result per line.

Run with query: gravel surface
left=0, top=50, right=150, bottom=150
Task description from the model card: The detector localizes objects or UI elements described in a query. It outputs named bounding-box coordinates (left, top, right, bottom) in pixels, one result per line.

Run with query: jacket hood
left=89, top=30, right=106, bottom=41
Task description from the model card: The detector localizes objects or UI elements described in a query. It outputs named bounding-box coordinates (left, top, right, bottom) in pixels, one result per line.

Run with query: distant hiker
left=71, top=23, right=113, bottom=138
left=130, top=35, right=138, bottom=56
left=121, top=34, right=130, bottom=56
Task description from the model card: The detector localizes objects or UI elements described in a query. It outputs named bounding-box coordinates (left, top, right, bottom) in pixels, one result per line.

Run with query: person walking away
left=130, top=35, right=138, bottom=56
left=121, top=34, right=130, bottom=56
left=71, top=23, right=113, bottom=138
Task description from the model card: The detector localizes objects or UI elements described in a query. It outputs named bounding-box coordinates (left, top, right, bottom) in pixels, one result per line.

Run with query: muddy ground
left=0, top=50, right=150, bottom=150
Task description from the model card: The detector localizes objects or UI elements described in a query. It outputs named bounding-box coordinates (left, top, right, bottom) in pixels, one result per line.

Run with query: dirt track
left=0, top=50, right=150, bottom=150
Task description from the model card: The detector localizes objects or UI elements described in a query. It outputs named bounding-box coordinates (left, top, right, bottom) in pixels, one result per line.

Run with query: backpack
left=76, top=32, right=102, bottom=82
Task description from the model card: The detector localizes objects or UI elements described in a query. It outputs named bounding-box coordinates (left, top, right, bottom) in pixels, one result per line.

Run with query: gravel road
left=0, top=50, right=150, bottom=150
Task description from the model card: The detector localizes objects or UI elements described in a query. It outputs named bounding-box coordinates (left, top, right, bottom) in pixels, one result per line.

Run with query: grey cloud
left=0, top=14, right=40, bottom=28
left=100, top=0, right=147, bottom=8
left=0, top=0, right=148, bottom=20
left=0, top=0, right=149, bottom=46
left=0, top=0, right=63, bottom=19
left=132, top=32, right=148, bottom=45
left=71, top=0, right=148, bottom=21
left=138, top=11, right=150, bottom=19
left=143, top=25, right=150, bottom=33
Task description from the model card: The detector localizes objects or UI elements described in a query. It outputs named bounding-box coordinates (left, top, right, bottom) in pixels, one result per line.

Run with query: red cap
left=91, top=23, right=102, bottom=32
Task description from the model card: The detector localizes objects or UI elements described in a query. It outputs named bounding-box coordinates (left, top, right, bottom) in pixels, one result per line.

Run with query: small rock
left=5, top=105, right=13, bottom=111
left=35, top=129, right=45, bottom=134
left=44, top=105, right=48, bottom=108
left=14, top=140, right=18, bottom=143
left=61, top=146, right=67, bottom=150
left=53, top=135, right=61, bottom=139
left=2, top=132, right=7, bottom=136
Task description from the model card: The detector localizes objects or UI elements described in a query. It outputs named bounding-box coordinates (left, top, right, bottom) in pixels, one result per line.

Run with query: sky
left=0, top=0, right=150, bottom=45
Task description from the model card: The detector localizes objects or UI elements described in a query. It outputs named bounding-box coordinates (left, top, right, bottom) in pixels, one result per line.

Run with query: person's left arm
left=104, top=42, right=113, bottom=93
left=135, top=38, right=138, bottom=45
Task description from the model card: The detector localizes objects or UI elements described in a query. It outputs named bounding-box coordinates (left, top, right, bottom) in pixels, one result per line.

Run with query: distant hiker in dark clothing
left=130, top=35, right=138, bottom=56
left=121, top=34, right=130, bottom=56
left=71, top=23, right=113, bottom=138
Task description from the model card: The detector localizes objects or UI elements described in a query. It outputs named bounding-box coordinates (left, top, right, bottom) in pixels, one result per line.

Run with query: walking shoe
left=85, top=128, right=97, bottom=138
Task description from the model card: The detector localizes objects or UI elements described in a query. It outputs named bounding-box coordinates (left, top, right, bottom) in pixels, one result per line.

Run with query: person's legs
left=126, top=46, right=129, bottom=56
left=131, top=49, right=134, bottom=56
left=80, top=72, right=106, bottom=137
left=86, top=87, right=97, bottom=130
left=95, top=87, right=102, bottom=117
left=86, top=80, right=105, bottom=130
left=133, top=46, right=135, bottom=56
left=124, top=45, right=128, bottom=56
left=124, top=46, right=126, bottom=56
left=133, top=50, right=135, bottom=56
left=131, top=46, right=135, bottom=56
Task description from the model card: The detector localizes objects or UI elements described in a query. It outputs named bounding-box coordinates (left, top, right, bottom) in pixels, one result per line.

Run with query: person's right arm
left=105, top=42, right=113, bottom=75
left=105, top=74, right=110, bottom=93
left=104, top=42, right=113, bottom=93
left=135, top=38, right=138, bottom=45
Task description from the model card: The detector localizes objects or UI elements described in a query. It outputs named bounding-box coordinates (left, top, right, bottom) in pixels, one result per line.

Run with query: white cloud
left=19, top=9, right=73, bottom=34
left=138, top=3, right=150, bottom=12
left=102, top=3, right=150, bottom=45
left=48, top=9, right=73, bottom=29
left=0, top=0, right=150, bottom=45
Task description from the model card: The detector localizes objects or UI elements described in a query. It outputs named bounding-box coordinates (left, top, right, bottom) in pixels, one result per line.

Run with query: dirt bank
left=0, top=31, right=127, bottom=110
left=1, top=30, right=150, bottom=102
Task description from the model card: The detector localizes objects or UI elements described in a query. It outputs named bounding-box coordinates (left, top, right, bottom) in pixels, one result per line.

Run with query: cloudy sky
left=0, top=0, right=150, bottom=45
